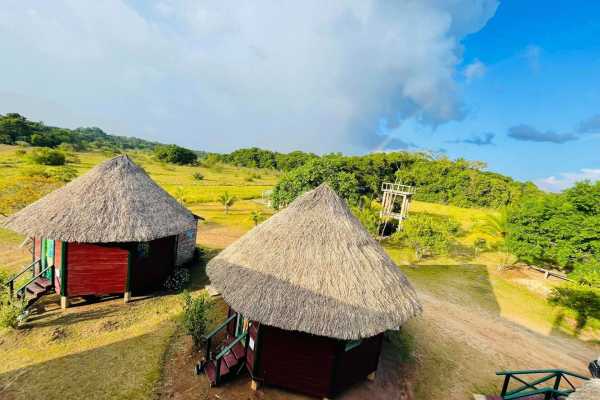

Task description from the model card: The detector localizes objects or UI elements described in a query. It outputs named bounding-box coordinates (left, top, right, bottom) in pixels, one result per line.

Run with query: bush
left=14, top=149, right=26, bottom=156
left=391, top=213, right=460, bottom=260
left=192, top=172, right=204, bottom=181
left=164, top=268, right=191, bottom=292
left=0, top=295, right=25, bottom=329
left=28, top=148, right=66, bottom=166
left=51, top=166, right=78, bottom=182
left=181, top=291, right=214, bottom=348
left=569, top=259, right=600, bottom=287
left=548, top=285, right=600, bottom=333
left=154, top=144, right=197, bottom=165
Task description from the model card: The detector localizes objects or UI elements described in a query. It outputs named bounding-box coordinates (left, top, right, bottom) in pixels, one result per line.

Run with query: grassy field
left=0, top=145, right=598, bottom=400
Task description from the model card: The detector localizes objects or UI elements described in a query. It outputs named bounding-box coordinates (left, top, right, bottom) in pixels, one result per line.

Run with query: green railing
left=14, top=265, right=54, bottom=301
left=497, top=369, right=589, bottom=400
left=203, top=313, right=237, bottom=362
left=214, top=332, right=247, bottom=386
left=4, top=259, right=40, bottom=299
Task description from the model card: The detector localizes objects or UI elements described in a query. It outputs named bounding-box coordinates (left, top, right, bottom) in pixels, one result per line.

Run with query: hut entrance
left=129, top=236, right=176, bottom=295
left=41, top=239, right=55, bottom=280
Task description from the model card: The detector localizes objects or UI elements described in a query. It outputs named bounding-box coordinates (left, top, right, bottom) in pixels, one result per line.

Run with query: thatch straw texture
left=2, top=155, right=196, bottom=243
left=567, top=379, right=600, bottom=400
left=207, top=184, right=422, bottom=340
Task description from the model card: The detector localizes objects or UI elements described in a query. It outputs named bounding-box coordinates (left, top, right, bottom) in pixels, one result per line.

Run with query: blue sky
left=0, top=1, right=599, bottom=191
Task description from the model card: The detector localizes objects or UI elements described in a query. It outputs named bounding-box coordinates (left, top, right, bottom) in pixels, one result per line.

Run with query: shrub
left=52, top=166, right=78, bottom=182
left=164, top=268, right=191, bottom=292
left=0, top=295, right=25, bottom=329
left=548, top=285, right=600, bottom=333
left=192, top=172, right=204, bottom=181
left=154, top=144, right=197, bottom=165
left=569, top=259, right=600, bottom=287
left=14, top=149, right=26, bottom=156
left=391, top=213, right=460, bottom=260
left=28, top=148, right=66, bottom=166
left=474, top=237, right=488, bottom=255
left=181, top=290, right=214, bottom=348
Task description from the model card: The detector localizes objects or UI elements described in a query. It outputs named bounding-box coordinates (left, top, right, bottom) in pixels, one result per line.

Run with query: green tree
left=250, top=210, right=263, bottom=226
left=218, top=192, right=236, bottom=214
left=27, top=148, right=66, bottom=166
left=181, top=290, right=214, bottom=348
left=548, top=285, right=600, bottom=333
left=153, top=144, right=197, bottom=165
left=391, top=214, right=460, bottom=260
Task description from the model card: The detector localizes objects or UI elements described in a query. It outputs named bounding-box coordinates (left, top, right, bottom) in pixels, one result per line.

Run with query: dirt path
left=406, top=290, right=598, bottom=399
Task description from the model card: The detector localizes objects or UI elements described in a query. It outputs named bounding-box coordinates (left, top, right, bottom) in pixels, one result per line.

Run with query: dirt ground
left=198, top=223, right=248, bottom=249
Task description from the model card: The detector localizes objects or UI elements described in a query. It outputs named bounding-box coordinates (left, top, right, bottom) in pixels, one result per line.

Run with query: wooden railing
left=496, top=369, right=589, bottom=400
left=381, top=182, right=415, bottom=194
left=14, top=265, right=54, bottom=301
left=213, top=332, right=247, bottom=386
left=202, top=313, right=237, bottom=362
left=4, top=259, right=40, bottom=298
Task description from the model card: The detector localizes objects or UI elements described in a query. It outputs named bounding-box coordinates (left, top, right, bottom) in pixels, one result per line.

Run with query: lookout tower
left=378, top=181, right=415, bottom=235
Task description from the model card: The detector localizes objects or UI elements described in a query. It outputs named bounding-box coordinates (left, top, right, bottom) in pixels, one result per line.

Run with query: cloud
left=536, top=168, right=600, bottom=192
left=0, top=0, right=499, bottom=153
left=577, top=114, right=600, bottom=134
left=507, top=124, right=577, bottom=144
left=464, top=59, right=486, bottom=82
left=448, top=132, right=494, bottom=146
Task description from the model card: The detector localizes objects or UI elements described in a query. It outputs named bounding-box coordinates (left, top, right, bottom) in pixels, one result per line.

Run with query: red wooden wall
left=331, top=333, right=383, bottom=396
left=256, top=325, right=338, bottom=398
left=66, top=243, right=128, bottom=296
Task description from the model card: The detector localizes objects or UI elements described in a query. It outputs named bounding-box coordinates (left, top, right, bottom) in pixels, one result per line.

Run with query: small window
left=345, top=339, right=362, bottom=352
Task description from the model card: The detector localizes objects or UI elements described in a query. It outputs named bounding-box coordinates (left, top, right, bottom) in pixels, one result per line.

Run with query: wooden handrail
left=203, top=313, right=238, bottom=362
left=6, top=259, right=40, bottom=284
left=497, top=369, right=589, bottom=399
left=215, top=332, right=247, bottom=386
left=15, top=265, right=53, bottom=298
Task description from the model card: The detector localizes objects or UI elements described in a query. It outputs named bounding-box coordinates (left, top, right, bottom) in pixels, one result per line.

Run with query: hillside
left=0, top=146, right=597, bottom=400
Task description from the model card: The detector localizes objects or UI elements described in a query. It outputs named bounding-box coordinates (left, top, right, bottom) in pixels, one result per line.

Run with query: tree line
left=0, top=113, right=159, bottom=151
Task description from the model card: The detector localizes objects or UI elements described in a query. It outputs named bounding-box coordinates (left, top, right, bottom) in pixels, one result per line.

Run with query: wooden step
left=26, top=284, right=46, bottom=296
left=34, top=277, right=52, bottom=290
left=223, top=351, right=238, bottom=369
left=231, top=341, right=245, bottom=360
left=205, top=360, right=230, bottom=386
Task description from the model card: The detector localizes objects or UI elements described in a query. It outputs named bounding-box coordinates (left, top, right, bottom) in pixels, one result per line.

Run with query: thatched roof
left=207, top=184, right=422, bottom=340
left=567, top=379, right=600, bottom=399
left=2, top=155, right=196, bottom=243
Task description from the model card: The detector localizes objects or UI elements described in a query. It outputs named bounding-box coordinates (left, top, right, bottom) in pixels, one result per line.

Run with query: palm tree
left=250, top=210, right=263, bottom=226
left=218, top=192, right=236, bottom=214
left=480, top=209, right=515, bottom=269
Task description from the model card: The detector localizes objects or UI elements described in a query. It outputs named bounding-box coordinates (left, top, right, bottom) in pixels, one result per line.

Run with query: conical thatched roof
left=207, top=184, right=422, bottom=340
left=2, top=155, right=196, bottom=243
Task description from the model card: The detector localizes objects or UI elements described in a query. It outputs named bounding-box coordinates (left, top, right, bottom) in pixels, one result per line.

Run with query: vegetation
left=164, top=268, right=191, bottom=292
left=27, top=148, right=66, bottom=165
left=192, top=171, right=204, bottom=180
left=210, top=147, right=317, bottom=170
left=549, top=285, right=600, bottom=333
left=181, top=290, right=214, bottom=348
left=391, top=214, right=460, bottom=260
left=0, top=113, right=158, bottom=151
left=250, top=210, right=263, bottom=226
left=154, top=144, right=198, bottom=165
left=270, top=152, right=535, bottom=209
left=0, top=295, right=25, bottom=329
left=506, top=181, right=600, bottom=271
left=217, top=191, right=236, bottom=214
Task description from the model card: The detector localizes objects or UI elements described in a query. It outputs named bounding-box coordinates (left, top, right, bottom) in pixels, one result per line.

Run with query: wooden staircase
left=204, top=335, right=247, bottom=386
left=18, top=277, right=53, bottom=307
left=196, top=312, right=249, bottom=387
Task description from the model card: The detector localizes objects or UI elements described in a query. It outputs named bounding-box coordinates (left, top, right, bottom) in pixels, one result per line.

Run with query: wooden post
left=60, top=296, right=69, bottom=309
left=250, top=380, right=260, bottom=391
left=124, top=291, right=132, bottom=303
left=367, top=371, right=376, bottom=381
left=125, top=249, right=132, bottom=304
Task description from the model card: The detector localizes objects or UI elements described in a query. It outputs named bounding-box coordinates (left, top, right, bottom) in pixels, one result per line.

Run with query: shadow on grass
left=0, top=323, right=174, bottom=400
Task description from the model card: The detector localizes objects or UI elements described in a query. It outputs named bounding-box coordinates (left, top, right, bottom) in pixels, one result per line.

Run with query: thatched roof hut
left=203, top=184, right=421, bottom=398
left=3, top=154, right=195, bottom=242
left=208, top=183, right=421, bottom=340
left=2, top=155, right=198, bottom=309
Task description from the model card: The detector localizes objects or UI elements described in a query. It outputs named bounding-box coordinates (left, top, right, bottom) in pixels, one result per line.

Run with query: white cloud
left=464, top=59, right=486, bottom=82
left=0, top=0, right=498, bottom=152
left=536, top=168, right=600, bottom=192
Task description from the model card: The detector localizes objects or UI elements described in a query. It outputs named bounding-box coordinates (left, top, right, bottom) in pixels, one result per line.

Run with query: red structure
left=4, top=155, right=199, bottom=308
